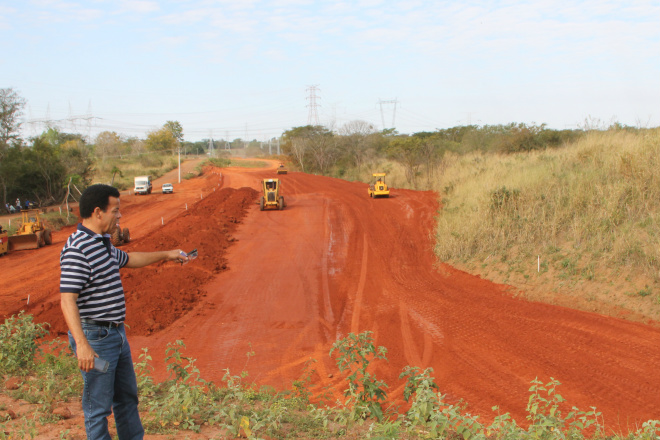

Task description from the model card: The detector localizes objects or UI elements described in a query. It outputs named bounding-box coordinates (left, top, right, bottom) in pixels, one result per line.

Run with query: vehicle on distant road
left=259, top=178, right=285, bottom=211
left=134, top=175, right=153, bottom=195
left=368, top=173, right=390, bottom=198
left=162, top=183, right=174, bottom=194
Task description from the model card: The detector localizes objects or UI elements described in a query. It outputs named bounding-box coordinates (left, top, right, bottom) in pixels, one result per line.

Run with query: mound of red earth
left=34, top=186, right=259, bottom=337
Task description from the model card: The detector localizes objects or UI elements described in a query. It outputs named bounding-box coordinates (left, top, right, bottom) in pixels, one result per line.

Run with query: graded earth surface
left=1, top=159, right=659, bottom=436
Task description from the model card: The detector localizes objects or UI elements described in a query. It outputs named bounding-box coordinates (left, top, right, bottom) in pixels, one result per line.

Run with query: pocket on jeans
left=83, top=327, right=110, bottom=342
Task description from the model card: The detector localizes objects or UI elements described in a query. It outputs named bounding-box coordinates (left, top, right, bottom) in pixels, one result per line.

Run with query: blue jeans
left=69, top=323, right=144, bottom=440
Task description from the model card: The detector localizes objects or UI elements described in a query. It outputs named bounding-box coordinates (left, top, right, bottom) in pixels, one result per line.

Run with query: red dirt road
left=2, top=161, right=660, bottom=432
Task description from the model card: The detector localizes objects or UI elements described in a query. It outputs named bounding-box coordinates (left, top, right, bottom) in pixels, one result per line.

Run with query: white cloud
left=118, top=0, right=160, bottom=14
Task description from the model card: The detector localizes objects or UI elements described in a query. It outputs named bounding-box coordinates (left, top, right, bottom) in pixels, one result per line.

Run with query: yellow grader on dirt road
left=368, top=173, right=390, bottom=198
left=260, top=178, right=286, bottom=211
left=8, top=209, right=53, bottom=251
left=0, top=230, right=8, bottom=256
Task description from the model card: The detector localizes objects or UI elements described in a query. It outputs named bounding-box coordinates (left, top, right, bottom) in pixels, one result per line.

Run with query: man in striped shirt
left=60, top=184, right=188, bottom=440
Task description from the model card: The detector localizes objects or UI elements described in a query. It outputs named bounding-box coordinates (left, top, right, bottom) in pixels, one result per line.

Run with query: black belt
left=80, top=318, right=122, bottom=328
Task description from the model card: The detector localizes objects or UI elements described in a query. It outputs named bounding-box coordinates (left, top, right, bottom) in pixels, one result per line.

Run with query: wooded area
left=1, top=87, right=644, bottom=210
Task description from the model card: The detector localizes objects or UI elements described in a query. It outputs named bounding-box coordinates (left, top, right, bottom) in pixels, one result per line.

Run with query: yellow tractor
left=368, top=173, right=390, bottom=198
left=8, top=209, right=53, bottom=251
left=260, top=178, right=286, bottom=211
left=0, top=230, right=8, bottom=256
left=276, top=163, right=288, bottom=174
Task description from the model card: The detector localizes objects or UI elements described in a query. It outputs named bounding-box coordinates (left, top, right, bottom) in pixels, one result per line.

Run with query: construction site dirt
left=1, top=160, right=659, bottom=433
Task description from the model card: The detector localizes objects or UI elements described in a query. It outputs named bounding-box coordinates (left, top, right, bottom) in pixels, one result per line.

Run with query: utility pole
left=306, top=85, right=320, bottom=126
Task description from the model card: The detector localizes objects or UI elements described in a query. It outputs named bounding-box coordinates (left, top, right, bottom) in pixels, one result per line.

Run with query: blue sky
left=2, top=0, right=659, bottom=142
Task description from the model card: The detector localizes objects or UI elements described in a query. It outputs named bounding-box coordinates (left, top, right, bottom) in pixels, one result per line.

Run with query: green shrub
left=0, top=311, right=48, bottom=375
left=330, top=331, right=389, bottom=421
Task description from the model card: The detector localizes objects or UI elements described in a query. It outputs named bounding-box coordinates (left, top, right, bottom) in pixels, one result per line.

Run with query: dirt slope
left=2, top=161, right=659, bottom=433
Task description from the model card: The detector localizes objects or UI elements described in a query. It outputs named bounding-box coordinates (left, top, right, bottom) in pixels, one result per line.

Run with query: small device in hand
left=94, top=357, right=109, bottom=373
left=179, top=249, right=198, bottom=265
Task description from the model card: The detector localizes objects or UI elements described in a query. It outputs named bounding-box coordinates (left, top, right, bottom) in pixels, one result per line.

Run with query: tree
left=388, top=136, right=424, bottom=187
left=412, top=133, right=446, bottom=187
left=59, top=138, right=94, bottom=188
left=145, top=127, right=177, bottom=152
left=110, top=166, right=123, bottom=186
left=0, top=88, right=26, bottom=150
left=339, top=120, right=378, bottom=172
left=282, top=125, right=336, bottom=174
left=95, top=131, right=122, bottom=160
left=164, top=120, right=184, bottom=143
left=124, top=137, right=144, bottom=155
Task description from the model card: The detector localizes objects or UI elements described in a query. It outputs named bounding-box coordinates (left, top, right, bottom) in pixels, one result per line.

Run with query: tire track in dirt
left=349, top=235, right=369, bottom=334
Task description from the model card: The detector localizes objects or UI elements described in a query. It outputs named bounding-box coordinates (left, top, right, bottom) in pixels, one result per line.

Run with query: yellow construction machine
left=260, top=178, right=286, bottom=211
left=0, top=230, right=8, bottom=256
left=276, top=163, right=288, bottom=174
left=368, top=173, right=390, bottom=198
left=8, top=209, right=52, bottom=251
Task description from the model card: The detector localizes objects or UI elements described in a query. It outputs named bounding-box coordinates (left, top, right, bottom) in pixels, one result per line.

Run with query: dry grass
left=430, top=129, right=660, bottom=321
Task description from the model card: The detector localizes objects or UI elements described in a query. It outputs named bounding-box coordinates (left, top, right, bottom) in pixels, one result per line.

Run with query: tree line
left=279, top=121, right=587, bottom=188
left=3, top=86, right=644, bottom=207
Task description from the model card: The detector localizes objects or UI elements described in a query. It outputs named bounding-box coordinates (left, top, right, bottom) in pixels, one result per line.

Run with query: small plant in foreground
left=140, top=340, right=217, bottom=433
left=400, top=366, right=440, bottom=426
left=330, top=331, right=389, bottom=421
left=0, top=311, right=48, bottom=375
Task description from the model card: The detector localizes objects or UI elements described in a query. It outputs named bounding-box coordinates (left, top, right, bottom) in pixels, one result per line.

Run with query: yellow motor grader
left=368, top=173, right=390, bottom=198
left=0, top=230, right=8, bottom=256
left=260, top=179, right=286, bottom=211
left=8, top=209, right=52, bottom=251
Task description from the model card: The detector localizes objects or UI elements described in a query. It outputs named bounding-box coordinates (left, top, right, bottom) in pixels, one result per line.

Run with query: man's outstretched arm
left=125, top=249, right=186, bottom=268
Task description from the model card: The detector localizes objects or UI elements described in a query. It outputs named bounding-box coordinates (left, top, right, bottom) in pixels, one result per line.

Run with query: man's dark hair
left=79, top=184, right=120, bottom=219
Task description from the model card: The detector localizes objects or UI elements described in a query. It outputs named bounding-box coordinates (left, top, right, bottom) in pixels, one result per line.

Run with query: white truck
left=134, top=175, right=153, bottom=195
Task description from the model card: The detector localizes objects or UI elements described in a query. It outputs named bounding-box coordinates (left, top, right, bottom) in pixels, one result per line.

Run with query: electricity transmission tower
left=378, top=99, right=398, bottom=130
left=306, top=85, right=320, bottom=126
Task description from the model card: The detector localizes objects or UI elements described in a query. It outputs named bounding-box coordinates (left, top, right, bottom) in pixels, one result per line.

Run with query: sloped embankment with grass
left=433, top=129, right=660, bottom=322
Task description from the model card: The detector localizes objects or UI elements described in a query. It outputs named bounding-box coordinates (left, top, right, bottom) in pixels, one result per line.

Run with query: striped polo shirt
left=60, top=224, right=129, bottom=323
